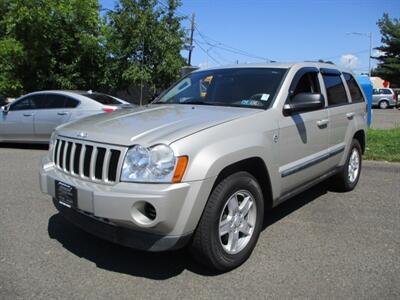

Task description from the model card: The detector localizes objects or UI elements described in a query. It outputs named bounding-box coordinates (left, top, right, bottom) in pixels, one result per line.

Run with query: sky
left=100, top=0, right=400, bottom=74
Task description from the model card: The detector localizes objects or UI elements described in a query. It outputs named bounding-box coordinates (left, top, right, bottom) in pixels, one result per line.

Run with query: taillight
left=103, top=107, right=116, bottom=113
left=393, top=93, right=396, bottom=101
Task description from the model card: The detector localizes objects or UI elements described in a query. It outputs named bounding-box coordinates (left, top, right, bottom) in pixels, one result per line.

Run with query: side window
left=46, top=94, right=68, bottom=109
left=373, top=89, right=379, bottom=95
left=9, top=97, right=35, bottom=111
left=382, top=89, right=392, bottom=95
left=291, top=72, right=321, bottom=102
left=30, top=94, right=48, bottom=109
left=343, top=73, right=365, bottom=103
left=64, top=97, right=79, bottom=108
left=322, top=74, right=348, bottom=105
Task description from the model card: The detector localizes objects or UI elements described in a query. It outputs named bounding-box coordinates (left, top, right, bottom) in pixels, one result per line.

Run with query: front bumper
left=40, top=156, right=215, bottom=251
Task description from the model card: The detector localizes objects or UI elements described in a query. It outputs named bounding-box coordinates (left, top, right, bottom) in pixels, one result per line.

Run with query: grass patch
left=365, top=128, right=400, bottom=162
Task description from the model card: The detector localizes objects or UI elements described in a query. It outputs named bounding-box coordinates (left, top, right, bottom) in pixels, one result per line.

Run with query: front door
left=277, top=68, right=331, bottom=194
left=0, top=97, right=35, bottom=141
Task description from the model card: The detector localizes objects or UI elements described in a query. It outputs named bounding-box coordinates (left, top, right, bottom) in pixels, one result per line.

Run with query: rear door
left=0, top=97, right=35, bottom=141
left=277, top=68, right=330, bottom=193
left=33, top=94, right=78, bottom=140
left=321, top=69, right=352, bottom=168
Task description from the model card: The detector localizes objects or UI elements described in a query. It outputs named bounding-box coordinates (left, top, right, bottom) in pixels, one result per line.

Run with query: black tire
left=379, top=100, right=389, bottom=109
left=331, top=139, right=362, bottom=192
left=190, top=171, right=264, bottom=272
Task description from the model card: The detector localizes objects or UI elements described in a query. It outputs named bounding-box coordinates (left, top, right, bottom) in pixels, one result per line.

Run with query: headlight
left=49, top=131, right=57, bottom=151
left=121, top=144, right=187, bottom=183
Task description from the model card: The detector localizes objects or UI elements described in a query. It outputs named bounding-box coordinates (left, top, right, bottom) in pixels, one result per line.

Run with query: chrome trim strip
left=70, top=143, right=76, bottom=174
left=52, top=137, right=126, bottom=185
left=281, top=145, right=345, bottom=178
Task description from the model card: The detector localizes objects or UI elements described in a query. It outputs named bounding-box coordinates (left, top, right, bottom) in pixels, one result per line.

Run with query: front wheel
left=190, top=172, right=264, bottom=272
left=332, top=139, right=362, bottom=192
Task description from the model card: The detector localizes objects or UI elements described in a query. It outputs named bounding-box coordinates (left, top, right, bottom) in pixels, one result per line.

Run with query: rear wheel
left=332, top=139, right=362, bottom=192
left=190, top=172, right=264, bottom=272
left=379, top=100, right=389, bottom=109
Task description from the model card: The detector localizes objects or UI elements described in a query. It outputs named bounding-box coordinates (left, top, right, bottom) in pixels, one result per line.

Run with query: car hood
left=57, top=104, right=261, bottom=146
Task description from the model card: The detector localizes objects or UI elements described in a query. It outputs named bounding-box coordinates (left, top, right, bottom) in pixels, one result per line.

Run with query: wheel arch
left=353, top=129, right=366, bottom=154
left=211, top=157, right=273, bottom=210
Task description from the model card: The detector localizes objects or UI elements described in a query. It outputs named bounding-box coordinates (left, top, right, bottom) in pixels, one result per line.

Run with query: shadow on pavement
left=48, top=181, right=329, bottom=279
left=0, top=143, right=48, bottom=150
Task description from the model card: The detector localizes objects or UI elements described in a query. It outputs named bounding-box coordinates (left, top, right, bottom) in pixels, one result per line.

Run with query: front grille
left=53, top=137, right=125, bottom=184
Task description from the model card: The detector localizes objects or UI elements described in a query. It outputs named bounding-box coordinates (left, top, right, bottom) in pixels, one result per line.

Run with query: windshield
left=154, top=68, right=287, bottom=109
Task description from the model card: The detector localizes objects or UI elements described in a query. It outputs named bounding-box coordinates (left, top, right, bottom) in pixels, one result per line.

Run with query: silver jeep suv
left=39, top=62, right=367, bottom=271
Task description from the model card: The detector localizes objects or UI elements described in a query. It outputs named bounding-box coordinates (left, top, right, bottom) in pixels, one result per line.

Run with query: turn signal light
left=173, top=156, right=188, bottom=183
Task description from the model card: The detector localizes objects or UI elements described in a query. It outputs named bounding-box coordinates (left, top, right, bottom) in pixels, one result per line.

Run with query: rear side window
left=65, top=97, right=79, bottom=108
left=30, top=94, right=48, bottom=109
left=46, top=94, right=68, bottom=109
left=322, top=75, right=348, bottom=105
left=381, top=89, right=392, bottom=95
left=343, top=73, right=365, bottom=103
left=82, top=93, right=120, bottom=105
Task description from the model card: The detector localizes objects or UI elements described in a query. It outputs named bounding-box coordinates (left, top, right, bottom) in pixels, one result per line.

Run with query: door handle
left=316, top=119, right=329, bottom=127
left=57, top=112, right=68, bottom=116
left=346, top=112, right=355, bottom=119
left=23, top=113, right=33, bottom=117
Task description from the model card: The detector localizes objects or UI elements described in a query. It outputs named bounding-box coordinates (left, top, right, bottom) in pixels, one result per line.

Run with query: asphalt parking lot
left=0, top=145, right=399, bottom=299
left=372, top=108, right=400, bottom=129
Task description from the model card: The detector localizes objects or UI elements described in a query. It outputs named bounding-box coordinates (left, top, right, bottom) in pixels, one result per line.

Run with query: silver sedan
left=0, top=90, right=133, bottom=143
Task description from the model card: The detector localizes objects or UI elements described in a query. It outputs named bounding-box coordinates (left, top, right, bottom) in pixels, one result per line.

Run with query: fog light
left=131, top=201, right=157, bottom=226
left=144, top=203, right=156, bottom=220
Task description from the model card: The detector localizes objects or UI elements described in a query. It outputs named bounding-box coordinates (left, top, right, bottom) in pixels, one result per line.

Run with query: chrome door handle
left=23, top=113, right=33, bottom=117
left=57, top=112, right=68, bottom=116
left=346, top=112, right=355, bottom=119
left=316, top=119, right=329, bottom=127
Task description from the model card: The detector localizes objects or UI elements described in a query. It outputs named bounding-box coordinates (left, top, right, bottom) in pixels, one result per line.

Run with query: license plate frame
left=55, top=181, right=77, bottom=209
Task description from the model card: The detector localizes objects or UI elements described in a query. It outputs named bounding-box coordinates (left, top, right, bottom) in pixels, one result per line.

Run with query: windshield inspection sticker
left=241, top=99, right=263, bottom=106
left=261, top=94, right=270, bottom=101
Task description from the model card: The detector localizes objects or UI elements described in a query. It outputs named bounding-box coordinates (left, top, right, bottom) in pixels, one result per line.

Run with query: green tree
left=373, top=13, right=400, bottom=86
left=0, top=0, right=106, bottom=96
left=105, top=0, right=185, bottom=93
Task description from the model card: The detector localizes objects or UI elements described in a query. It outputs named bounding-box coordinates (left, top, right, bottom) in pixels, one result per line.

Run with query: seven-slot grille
left=53, top=137, right=125, bottom=184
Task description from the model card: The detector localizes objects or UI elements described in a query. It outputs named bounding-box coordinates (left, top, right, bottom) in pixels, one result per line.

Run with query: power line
left=194, top=25, right=271, bottom=62
left=321, top=49, right=370, bottom=61
left=193, top=40, right=221, bottom=65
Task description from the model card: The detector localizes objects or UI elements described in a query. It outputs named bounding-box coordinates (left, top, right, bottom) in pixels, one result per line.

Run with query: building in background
left=370, top=76, right=390, bottom=88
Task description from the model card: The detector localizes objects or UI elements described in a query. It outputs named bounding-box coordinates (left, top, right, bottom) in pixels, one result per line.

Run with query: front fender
left=171, top=117, right=281, bottom=201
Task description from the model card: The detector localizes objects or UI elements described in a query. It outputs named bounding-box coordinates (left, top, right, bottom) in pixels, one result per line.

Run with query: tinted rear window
left=343, top=73, right=364, bottom=103
left=65, top=97, right=79, bottom=108
left=82, top=93, right=121, bottom=105
left=46, top=94, right=68, bottom=108
left=322, top=75, right=348, bottom=105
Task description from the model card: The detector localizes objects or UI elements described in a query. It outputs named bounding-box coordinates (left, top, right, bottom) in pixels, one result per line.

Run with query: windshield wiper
left=180, top=99, right=209, bottom=105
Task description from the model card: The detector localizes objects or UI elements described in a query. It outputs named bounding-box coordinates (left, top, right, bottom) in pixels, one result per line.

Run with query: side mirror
left=283, top=93, right=325, bottom=115
left=1, top=105, right=9, bottom=114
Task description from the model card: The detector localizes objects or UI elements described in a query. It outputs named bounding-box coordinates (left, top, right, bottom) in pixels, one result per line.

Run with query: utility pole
left=368, top=32, right=372, bottom=77
left=346, top=32, right=373, bottom=77
left=188, top=13, right=195, bottom=66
